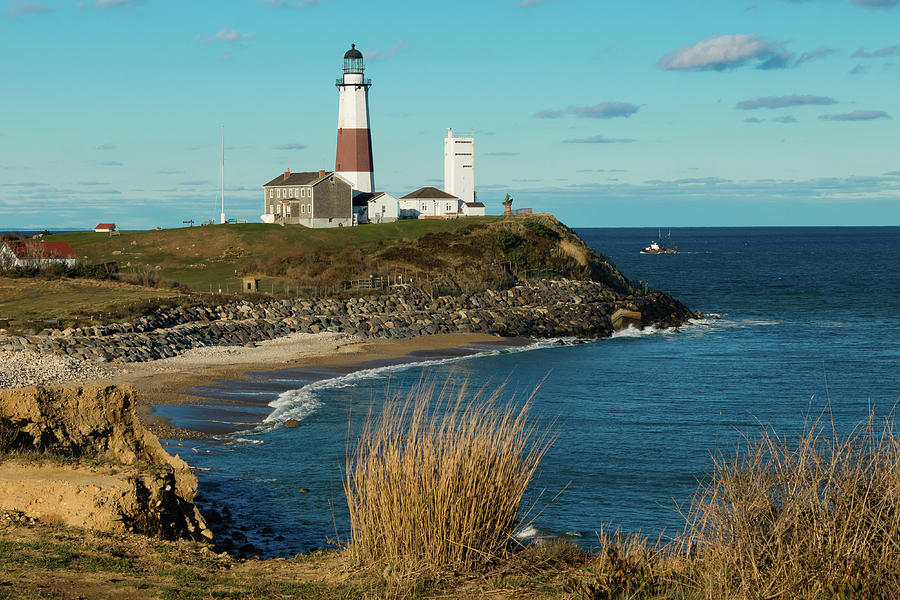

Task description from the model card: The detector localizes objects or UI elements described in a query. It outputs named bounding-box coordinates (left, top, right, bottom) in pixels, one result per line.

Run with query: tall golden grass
left=564, top=411, right=900, bottom=599
left=680, top=410, right=900, bottom=598
left=343, top=380, right=553, bottom=571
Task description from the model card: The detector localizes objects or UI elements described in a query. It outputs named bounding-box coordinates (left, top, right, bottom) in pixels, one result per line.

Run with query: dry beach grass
left=344, top=380, right=554, bottom=572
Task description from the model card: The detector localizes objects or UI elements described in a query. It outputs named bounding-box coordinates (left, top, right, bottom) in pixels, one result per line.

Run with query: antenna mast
left=220, top=125, right=226, bottom=225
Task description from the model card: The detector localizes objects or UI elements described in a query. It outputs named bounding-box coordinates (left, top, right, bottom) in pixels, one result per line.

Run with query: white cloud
left=95, top=0, right=141, bottom=7
left=658, top=34, right=789, bottom=71
left=820, top=110, right=891, bottom=120
left=363, top=40, right=408, bottom=61
left=562, top=135, right=636, bottom=144
left=205, top=27, right=255, bottom=44
left=735, top=95, right=836, bottom=110
left=6, top=1, right=55, bottom=19
left=852, top=44, right=900, bottom=58
left=535, top=103, right=640, bottom=119
left=261, top=0, right=327, bottom=8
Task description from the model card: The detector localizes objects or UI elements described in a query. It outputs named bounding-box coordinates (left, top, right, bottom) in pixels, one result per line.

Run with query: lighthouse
left=335, top=44, right=374, bottom=194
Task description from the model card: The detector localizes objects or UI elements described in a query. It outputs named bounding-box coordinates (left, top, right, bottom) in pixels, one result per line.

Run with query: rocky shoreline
left=0, top=279, right=697, bottom=374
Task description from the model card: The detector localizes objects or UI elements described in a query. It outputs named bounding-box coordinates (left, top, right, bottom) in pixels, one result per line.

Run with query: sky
left=0, top=0, right=898, bottom=229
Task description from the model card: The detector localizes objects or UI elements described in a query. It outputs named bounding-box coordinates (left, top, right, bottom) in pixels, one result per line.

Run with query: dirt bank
left=0, top=385, right=209, bottom=540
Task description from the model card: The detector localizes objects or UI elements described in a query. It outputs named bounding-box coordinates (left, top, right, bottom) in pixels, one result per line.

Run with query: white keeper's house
left=398, top=187, right=462, bottom=219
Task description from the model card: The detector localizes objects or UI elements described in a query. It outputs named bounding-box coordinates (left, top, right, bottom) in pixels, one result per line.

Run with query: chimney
left=283, top=168, right=290, bottom=181
left=318, top=170, right=326, bottom=178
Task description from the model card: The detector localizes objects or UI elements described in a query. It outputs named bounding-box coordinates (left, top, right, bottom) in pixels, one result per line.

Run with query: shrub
left=344, top=380, right=553, bottom=571
left=492, top=229, right=524, bottom=251
left=523, top=219, right=560, bottom=241
left=6, top=266, right=39, bottom=278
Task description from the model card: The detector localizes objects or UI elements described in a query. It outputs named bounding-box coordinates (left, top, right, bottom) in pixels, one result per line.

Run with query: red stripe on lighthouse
left=335, top=128, right=374, bottom=173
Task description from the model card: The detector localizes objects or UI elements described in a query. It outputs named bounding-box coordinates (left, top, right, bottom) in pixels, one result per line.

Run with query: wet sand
left=100, top=332, right=528, bottom=439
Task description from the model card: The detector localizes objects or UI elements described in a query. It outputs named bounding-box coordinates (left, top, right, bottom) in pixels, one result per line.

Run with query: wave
left=224, top=339, right=578, bottom=439
left=610, top=324, right=674, bottom=338
left=219, top=436, right=265, bottom=446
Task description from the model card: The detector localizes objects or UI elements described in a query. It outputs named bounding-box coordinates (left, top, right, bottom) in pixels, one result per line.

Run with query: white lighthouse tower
left=443, top=128, right=474, bottom=203
left=335, top=44, right=374, bottom=194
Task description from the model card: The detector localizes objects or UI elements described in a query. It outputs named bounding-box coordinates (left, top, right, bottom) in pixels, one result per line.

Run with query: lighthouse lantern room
left=335, top=44, right=375, bottom=194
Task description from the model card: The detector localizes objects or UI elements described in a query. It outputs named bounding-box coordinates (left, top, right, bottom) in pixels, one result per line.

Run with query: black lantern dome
left=343, top=43, right=364, bottom=74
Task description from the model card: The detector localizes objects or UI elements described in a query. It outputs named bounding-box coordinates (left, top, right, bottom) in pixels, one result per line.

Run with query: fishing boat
left=640, top=229, right=679, bottom=254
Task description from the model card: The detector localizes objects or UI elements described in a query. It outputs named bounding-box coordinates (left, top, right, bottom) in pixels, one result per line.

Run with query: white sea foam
left=513, top=525, right=541, bottom=540
left=610, top=324, right=675, bottom=338
left=220, top=437, right=265, bottom=446
left=224, top=339, right=574, bottom=439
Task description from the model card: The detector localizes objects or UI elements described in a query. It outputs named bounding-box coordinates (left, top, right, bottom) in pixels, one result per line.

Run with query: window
left=276, top=189, right=281, bottom=199
left=301, top=204, right=305, bottom=214
left=269, top=189, right=274, bottom=198
left=300, top=188, right=305, bottom=197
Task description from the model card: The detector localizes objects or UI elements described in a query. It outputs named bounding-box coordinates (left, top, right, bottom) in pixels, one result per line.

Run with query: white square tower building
left=443, top=129, right=474, bottom=203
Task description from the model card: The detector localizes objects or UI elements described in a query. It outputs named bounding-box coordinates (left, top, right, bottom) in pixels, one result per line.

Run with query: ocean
left=155, top=226, right=900, bottom=556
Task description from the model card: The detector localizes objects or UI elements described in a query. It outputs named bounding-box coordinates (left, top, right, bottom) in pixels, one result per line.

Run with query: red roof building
left=1, top=241, right=77, bottom=269
left=94, top=223, right=117, bottom=232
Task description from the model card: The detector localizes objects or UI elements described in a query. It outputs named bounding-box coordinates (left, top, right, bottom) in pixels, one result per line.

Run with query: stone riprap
left=0, top=279, right=696, bottom=367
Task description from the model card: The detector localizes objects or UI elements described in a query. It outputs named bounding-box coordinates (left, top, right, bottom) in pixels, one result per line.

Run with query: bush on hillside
left=523, top=218, right=560, bottom=241
left=492, top=229, right=525, bottom=251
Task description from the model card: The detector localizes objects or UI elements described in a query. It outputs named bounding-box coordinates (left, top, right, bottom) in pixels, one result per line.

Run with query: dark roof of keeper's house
left=400, top=186, right=458, bottom=200
left=465, top=202, right=485, bottom=208
left=263, top=171, right=333, bottom=187
left=5, top=241, right=76, bottom=259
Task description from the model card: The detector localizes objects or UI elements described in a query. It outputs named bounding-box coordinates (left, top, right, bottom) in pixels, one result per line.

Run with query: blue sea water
left=157, top=226, right=900, bottom=556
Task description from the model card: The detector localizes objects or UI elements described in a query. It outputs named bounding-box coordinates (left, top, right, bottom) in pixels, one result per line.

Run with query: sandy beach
left=98, top=331, right=511, bottom=438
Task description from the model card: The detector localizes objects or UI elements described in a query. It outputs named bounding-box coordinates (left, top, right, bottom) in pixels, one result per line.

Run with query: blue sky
left=1, top=0, right=898, bottom=229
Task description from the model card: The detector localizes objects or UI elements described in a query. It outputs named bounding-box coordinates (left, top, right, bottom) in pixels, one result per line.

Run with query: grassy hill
left=0, top=215, right=633, bottom=330
left=46, top=214, right=631, bottom=296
